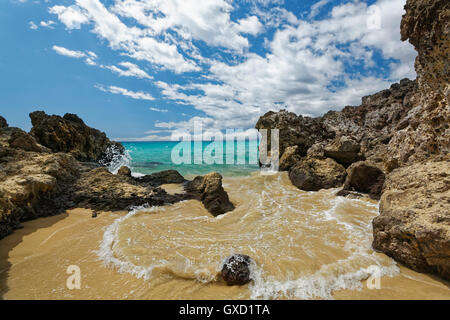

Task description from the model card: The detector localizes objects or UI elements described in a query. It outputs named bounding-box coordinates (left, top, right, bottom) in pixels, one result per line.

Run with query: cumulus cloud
left=49, top=5, right=89, bottom=29
left=47, top=0, right=416, bottom=139
left=96, top=85, right=155, bottom=100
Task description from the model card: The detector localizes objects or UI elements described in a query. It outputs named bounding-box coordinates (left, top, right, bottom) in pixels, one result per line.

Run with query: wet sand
left=0, top=173, right=449, bottom=300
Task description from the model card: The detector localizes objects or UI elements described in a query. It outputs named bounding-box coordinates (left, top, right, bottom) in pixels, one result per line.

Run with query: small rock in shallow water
left=92, top=212, right=98, bottom=218
left=117, top=166, right=132, bottom=177
left=221, top=254, right=252, bottom=286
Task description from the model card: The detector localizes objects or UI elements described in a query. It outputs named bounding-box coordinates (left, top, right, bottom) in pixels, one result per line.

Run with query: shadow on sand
left=0, top=212, right=68, bottom=300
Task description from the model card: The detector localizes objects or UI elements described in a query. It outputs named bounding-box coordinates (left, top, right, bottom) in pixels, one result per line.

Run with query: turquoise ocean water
left=118, top=141, right=260, bottom=178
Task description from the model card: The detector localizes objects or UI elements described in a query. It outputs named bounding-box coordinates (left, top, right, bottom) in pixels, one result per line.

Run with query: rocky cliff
left=256, top=0, right=449, bottom=280
left=373, top=0, right=449, bottom=280
left=29, top=111, right=124, bottom=162
left=0, top=113, right=234, bottom=239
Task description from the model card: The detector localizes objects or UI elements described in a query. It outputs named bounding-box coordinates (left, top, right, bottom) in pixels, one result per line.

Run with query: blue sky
left=0, top=0, right=416, bottom=141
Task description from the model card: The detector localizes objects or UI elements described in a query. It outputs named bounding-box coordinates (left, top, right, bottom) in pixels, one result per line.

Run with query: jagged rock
left=185, top=172, right=234, bottom=216
left=137, top=170, right=186, bottom=186
left=0, top=116, right=7, bottom=128
left=29, top=111, right=124, bottom=162
left=0, top=126, right=49, bottom=153
left=255, top=79, right=418, bottom=167
left=371, top=0, right=450, bottom=281
left=221, top=254, right=252, bottom=286
left=372, top=160, right=450, bottom=280
left=288, top=157, right=346, bottom=191
left=279, top=145, right=301, bottom=171
left=337, top=161, right=385, bottom=200
left=117, top=166, right=132, bottom=177
left=0, top=151, right=80, bottom=239
left=255, top=109, right=334, bottom=157
left=324, top=136, right=362, bottom=167
left=306, top=142, right=327, bottom=159
left=72, top=167, right=186, bottom=211
left=386, top=0, right=450, bottom=166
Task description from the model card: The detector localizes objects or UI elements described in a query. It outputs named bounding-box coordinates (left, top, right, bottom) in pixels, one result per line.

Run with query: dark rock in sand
left=29, top=111, right=124, bottom=162
left=118, top=166, right=132, bottom=177
left=185, top=172, right=234, bottom=217
left=137, top=170, right=186, bottom=186
left=0, top=116, right=7, bottom=128
left=337, top=161, right=385, bottom=200
left=221, top=254, right=252, bottom=286
left=288, top=157, right=346, bottom=191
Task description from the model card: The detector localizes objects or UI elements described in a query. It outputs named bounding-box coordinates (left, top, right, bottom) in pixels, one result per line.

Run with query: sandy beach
left=1, top=174, right=448, bottom=300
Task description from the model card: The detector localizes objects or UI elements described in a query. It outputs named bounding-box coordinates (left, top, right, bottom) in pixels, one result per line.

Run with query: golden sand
left=0, top=172, right=448, bottom=300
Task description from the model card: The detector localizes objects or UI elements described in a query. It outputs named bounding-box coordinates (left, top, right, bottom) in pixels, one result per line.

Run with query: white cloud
left=106, top=62, right=152, bottom=79
left=48, top=0, right=416, bottom=136
left=235, top=16, right=263, bottom=36
left=149, top=107, right=169, bottom=113
left=52, top=45, right=87, bottom=58
left=96, top=85, right=155, bottom=101
left=40, top=20, right=56, bottom=28
left=50, top=0, right=200, bottom=74
left=29, top=21, right=38, bottom=30
left=49, top=5, right=89, bottom=29
left=309, top=0, right=330, bottom=19
left=52, top=45, right=98, bottom=66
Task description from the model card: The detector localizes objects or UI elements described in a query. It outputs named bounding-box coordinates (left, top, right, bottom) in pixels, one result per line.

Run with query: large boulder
left=337, top=161, right=385, bottom=200
left=185, top=172, right=234, bottom=216
left=372, top=160, right=450, bottom=280
left=29, top=111, right=124, bottom=162
left=324, top=136, right=362, bottom=166
left=221, top=254, right=253, bottom=286
left=288, top=157, right=346, bottom=191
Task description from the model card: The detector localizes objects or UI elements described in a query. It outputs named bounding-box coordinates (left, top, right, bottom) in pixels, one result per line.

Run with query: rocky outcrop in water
left=29, top=111, right=124, bottom=162
left=289, top=157, right=346, bottom=192
left=71, top=166, right=186, bottom=211
left=256, top=0, right=449, bottom=280
left=221, top=254, right=252, bottom=286
left=137, top=170, right=186, bottom=187
left=185, top=172, right=235, bottom=217
left=0, top=113, right=234, bottom=239
left=337, top=162, right=385, bottom=200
